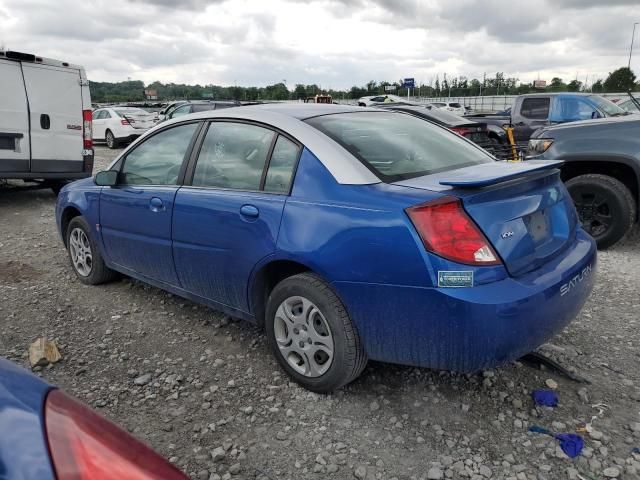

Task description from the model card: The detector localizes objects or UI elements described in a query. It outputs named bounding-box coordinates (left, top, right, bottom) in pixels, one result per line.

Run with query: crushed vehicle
left=56, top=104, right=596, bottom=392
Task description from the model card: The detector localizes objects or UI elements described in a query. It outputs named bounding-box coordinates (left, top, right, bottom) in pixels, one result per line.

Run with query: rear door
left=0, top=59, right=30, bottom=173
left=21, top=63, right=83, bottom=172
left=512, top=97, right=550, bottom=144
left=99, top=122, right=201, bottom=285
left=172, top=121, right=301, bottom=311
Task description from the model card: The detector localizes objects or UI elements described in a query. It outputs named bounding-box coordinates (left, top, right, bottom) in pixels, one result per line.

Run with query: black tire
left=66, top=216, right=117, bottom=285
left=105, top=130, right=118, bottom=149
left=265, top=273, right=367, bottom=393
left=566, top=174, right=636, bottom=249
left=48, top=181, right=68, bottom=196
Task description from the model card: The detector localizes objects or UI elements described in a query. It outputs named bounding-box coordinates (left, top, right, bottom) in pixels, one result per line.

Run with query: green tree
left=591, top=79, right=604, bottom=93
left=603, top=67, right=637, bottom=92
left=549, top=77, right=566, bottom=92
left=567, top=79, right=582, bottom=92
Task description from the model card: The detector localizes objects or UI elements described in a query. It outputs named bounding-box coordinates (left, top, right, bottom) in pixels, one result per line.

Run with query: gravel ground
left=1, top=146, right=640, bottom=480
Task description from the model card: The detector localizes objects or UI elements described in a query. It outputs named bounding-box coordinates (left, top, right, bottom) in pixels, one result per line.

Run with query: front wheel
left=265, top=273, right=367, bottom=393
left=566, top=174, right=636, bottom=249
left=66, top=216, right=117, bottom=284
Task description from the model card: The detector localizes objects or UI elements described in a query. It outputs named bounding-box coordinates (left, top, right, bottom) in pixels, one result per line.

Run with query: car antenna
left=627, top=89, right=640, bottom=111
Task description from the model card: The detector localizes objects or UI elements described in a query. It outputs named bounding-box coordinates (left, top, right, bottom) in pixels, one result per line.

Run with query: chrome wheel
left=273, top=296, right=334, bottom=378
left=69, top=227, right=93, bottom=277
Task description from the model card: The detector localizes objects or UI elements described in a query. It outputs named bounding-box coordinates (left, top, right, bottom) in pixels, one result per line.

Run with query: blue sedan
left=56, top=104, right=596, bottom=392
left=0, top=357, right=186, bottom=479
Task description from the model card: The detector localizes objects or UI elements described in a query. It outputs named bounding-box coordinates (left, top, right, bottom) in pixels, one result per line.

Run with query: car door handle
left=149, top=197, right=165, bottom=212
left=240, top=204, right=259, bottom=218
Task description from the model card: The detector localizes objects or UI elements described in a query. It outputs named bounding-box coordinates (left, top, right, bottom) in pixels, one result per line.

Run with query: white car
left=429, top=102, right=466, bottom=116
left=92, top=107, right=156, bottom=149
left=357, top=94, right=404, bottom=107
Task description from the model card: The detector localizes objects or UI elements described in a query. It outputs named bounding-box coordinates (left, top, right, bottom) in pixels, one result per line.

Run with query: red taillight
left=45, top=390, right=187, bottom=480
left=82, top=110, right=92, bottom=150
left=406, top=197, right=501, bottom=266
left=120, top=119, right=130, bottom=125
left=450, top=127, right=472, bottom=136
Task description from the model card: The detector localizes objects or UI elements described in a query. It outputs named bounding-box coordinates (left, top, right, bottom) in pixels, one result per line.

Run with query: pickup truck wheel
left=566, top=174, right=636, bottom=249
left=265, top=273, right=367, bottom=393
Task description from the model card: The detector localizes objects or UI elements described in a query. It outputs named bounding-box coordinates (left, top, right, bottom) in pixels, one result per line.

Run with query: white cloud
left=0, top=0, right=638, bottom=88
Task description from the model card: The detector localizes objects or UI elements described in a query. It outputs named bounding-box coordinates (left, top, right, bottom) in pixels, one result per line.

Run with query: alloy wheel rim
left=69, top=228, right=93, bottom=276
left=106, top=132, right=113, bottom=147
left=273, top=296, right=334, bottom=378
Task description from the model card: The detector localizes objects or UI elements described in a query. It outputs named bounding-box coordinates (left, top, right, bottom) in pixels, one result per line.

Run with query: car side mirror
left=94, top=170, right=118, bottom=187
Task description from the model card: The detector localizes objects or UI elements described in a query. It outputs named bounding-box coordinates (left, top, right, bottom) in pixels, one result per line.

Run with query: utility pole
left=630, top=22, right=639, bottom=70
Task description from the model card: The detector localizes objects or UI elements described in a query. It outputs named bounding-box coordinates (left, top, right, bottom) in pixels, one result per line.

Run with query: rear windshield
left=305, top=112, right=493, bottom=182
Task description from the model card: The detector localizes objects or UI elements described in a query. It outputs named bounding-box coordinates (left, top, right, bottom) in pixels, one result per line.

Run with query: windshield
left=588, top=95, right=627, bottom=116
left=305, top=112, right=492, bottom=182
left=449, top=103, right=462, bottom=108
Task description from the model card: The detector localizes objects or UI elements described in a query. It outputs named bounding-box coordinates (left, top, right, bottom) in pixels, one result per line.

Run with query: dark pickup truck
left=469, top=93, right=629, bottom=150
left=526, top=114, right=640, bottom=248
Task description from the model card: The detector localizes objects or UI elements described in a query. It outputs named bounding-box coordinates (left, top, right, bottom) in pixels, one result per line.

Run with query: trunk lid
left=395, top=161, right=579, bottom=276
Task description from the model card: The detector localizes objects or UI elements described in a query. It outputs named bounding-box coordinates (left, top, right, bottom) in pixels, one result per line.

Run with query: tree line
left=90, top=67, right=639, bottom=103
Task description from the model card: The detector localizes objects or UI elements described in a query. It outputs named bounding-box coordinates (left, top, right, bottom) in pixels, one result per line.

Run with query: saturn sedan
left=56, top=104, right=596, bottom=393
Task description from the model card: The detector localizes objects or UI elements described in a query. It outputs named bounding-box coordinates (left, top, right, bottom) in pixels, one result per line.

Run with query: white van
left=0, top=50, right=93, bottom=193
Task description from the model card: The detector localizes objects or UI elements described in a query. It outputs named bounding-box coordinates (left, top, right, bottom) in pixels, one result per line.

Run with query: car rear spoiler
left=439, top=160, right=564, bottom=188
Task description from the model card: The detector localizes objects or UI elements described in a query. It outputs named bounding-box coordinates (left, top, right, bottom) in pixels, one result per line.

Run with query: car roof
left=114, top=103, right=382, bottom=185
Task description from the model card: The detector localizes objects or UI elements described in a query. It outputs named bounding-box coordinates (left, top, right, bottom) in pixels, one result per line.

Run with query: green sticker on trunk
left=438, top=271, right=473, bottom=288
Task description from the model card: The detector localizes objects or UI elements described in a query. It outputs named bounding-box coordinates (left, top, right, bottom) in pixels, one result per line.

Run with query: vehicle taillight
left=45, top=390, right=187, bottom=480
left=121, top=119, right=131, bottom=125
left=406, top=196, right=501, bottom=266
left=450, top=127, right=472, bottom=136
left=82, top=110, right=92, bottom=150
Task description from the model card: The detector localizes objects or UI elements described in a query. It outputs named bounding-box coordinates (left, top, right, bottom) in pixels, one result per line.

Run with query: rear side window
left=306, top=112, right=492, bottom=182
left=520, top=98, right=550, bottom=119
left=192, top=122, right=275, bottom=190
left=120, top=123, right=198, bottom=185
left=264, top=136, right=300, bottom=193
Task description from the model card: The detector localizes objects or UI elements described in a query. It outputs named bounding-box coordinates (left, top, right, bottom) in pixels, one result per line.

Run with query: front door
left=172, top=121, right=301, bottom=312
left=99, top=122, right=200, bottom=285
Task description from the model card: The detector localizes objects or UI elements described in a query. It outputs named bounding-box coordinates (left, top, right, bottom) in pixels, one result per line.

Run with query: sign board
left=533, top=80, right=547, bottom=89
left=384, top=85, right=396, bottom=92
left=403, top=78, right=415, bottom=88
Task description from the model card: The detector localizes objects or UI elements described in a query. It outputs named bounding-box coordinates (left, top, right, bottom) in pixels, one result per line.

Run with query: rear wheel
left=105, top=130, right=118, bottom=149
left=265, top=273, right=367, bottom=393
left=566, top=174, right=636, bottom=249
left=66, top=216, right=117, bottom=284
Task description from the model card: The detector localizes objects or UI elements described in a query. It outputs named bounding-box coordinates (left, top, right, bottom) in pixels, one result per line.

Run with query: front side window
left=120, top=123, right=198, bottom=185
left=306, top=112, right=492, bottom=182
left=520, top=98, right=550, bottom=119
left=264, top=136, right=300, bottom=193
left=555, top=97, right=599, bottom=121
left=192, top=122, right=275, bottom=190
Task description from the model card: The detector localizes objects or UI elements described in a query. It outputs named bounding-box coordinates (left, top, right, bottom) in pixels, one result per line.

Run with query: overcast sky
left=1, top=0, right=639, bottom=89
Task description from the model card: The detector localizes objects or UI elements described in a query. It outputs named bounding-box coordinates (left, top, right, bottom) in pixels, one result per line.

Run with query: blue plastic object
left=529, top=425, right=584, bottom=458
left=532, top=389, right=559, bottom=407
left=56, top=106, right=598, bottom=373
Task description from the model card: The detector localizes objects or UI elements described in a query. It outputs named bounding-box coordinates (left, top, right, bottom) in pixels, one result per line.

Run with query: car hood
left=535, top=112, right=640, bottom=136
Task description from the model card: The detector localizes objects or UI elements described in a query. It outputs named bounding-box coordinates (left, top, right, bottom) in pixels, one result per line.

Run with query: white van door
left=21, top=63, right=83, bottom=173
left=0, top=59, right=30, bottom=173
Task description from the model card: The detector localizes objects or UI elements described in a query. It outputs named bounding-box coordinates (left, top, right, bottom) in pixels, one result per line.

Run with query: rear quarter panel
left=0, top=359, right=55, bottom=480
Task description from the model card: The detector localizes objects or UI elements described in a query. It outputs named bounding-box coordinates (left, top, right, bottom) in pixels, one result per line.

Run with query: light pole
left=629, top=22, right=639, bottom=70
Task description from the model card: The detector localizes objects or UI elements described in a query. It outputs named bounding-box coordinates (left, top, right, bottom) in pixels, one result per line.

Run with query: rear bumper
left=333, top=229, right=596, bottom=372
